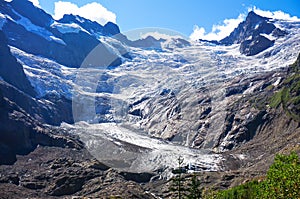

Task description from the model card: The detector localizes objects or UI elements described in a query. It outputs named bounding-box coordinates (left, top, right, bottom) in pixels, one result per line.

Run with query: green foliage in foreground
left=203, top=152, right=300, bottom=199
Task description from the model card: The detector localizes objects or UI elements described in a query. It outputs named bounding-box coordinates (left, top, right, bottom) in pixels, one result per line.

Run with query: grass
left=269, top=89, right=284, bottom=108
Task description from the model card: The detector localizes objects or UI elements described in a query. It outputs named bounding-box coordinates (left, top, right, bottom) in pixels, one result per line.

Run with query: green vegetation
left=268, top=53, right=300, bottom=121
left=269, top=89, right=284, bottom=108
left=170, top=156, right=187, bottom=199
left=203, top=152, right=300, bottom=199
left=269, top=74, right=300, bottom=121
left=170, top=157, right=203, bottom=199
left=186, top=173, right=202, bottom=199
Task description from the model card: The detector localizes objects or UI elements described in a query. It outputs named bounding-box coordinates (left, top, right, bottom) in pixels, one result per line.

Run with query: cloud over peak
left=190, top=7, right=300, bottom=41
left=250, top=6, right=300, bottom=21
left=190, top=14, right=245, bottom=41
left=53, top=1, right=117, bottom=26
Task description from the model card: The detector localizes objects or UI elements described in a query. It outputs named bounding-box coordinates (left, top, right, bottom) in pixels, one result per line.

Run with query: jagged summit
left=58, top=14, right=120, bottom=36
left=9, top=0, right=53, bottom=27
left=246, top=10, right=269, bottom=24
left=219, top=11, right=287, bottom=55
left=221, top=11, right=278, bottom=44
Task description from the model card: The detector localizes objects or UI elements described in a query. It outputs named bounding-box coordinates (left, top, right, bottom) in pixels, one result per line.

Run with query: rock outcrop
left=239, top=34, right=274, bottom=56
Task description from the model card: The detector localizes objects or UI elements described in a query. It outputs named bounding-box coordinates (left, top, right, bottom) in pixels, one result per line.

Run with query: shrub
left=203, top=152, right=300, bottom=199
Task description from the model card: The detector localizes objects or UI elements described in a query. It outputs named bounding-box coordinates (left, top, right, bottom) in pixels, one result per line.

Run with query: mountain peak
left=103, top=22, right=120, bottom=36
left=10, top=0, right=53, bottom=27
left=59, top=14, right=89, bottom=25
left=57, top=14, right=121, bottom=37
left=246, top=11, right=269, bottom=23
left=219, top=10, right=287, bottom=55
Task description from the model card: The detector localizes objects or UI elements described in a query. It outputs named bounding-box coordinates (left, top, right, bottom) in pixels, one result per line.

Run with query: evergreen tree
left=187, top=173, right=202, bottom=199
left=170, top=156, right=187, bottom=199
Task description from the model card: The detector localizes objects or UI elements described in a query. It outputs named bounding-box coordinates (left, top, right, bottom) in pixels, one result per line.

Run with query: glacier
left=9, top=18, right=300, bottom=174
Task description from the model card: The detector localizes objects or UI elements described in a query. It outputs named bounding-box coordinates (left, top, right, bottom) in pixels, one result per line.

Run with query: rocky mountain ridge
left=0, top=0, right=124, bottom=68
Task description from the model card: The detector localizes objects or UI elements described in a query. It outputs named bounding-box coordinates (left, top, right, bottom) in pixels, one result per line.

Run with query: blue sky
left=34, top=0, right=300, bottom=40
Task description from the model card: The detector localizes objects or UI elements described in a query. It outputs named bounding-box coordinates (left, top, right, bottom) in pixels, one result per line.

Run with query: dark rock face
left=0, top=31, right=36, bottom=96
left=220, top=11, right=287, bottom=55
left=225, top=82, right=250, bottom=97
left=2, top=19, right=104, bottom=68
left=58, top=14, right=105, bottom=35
left=218, top=107, right=268, bottom=151
left=0, top=81, right=73, bottom=125
left=10, top=0, right=52, bottom=27
left=240, top=35, right=274, bottom=56
left=58, top=14, right=121, bottom=36
left=120, top=171, right=155, bottom=183
left=58, top=31, right=102, bottom=67
left=221, top=11, right=270, bottom=45
left=0, top=82, right=83, bottom=164
left=104, top=21, right=121, bottom=36
left=4, top=26, right=80, bottom=69
left=42, top=93, right=74, bottom=125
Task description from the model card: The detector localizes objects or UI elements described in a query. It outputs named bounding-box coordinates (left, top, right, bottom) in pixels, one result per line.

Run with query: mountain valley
left=0, top=0, right=300, bottom=198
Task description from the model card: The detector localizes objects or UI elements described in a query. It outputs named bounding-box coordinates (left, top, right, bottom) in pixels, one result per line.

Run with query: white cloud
left=28, top=0, right=41, bottom=8
left=190, top=7, right=300, bottom=41
left=190, top=14, right=245, bottom=41
left=249, top=6, right=300, bottom=21
left=189, top=26, right=207, bottom=41
left=53, top=1, right=116, bottom=25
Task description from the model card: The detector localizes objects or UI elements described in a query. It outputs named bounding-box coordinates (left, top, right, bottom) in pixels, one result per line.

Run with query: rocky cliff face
left=0, top=29, right=77, bottom=164
left=0, top=30, right=35, bottom=96
left=218, top=53, right=300, bottom=152
left=0, top=80, right=83, bottom=164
